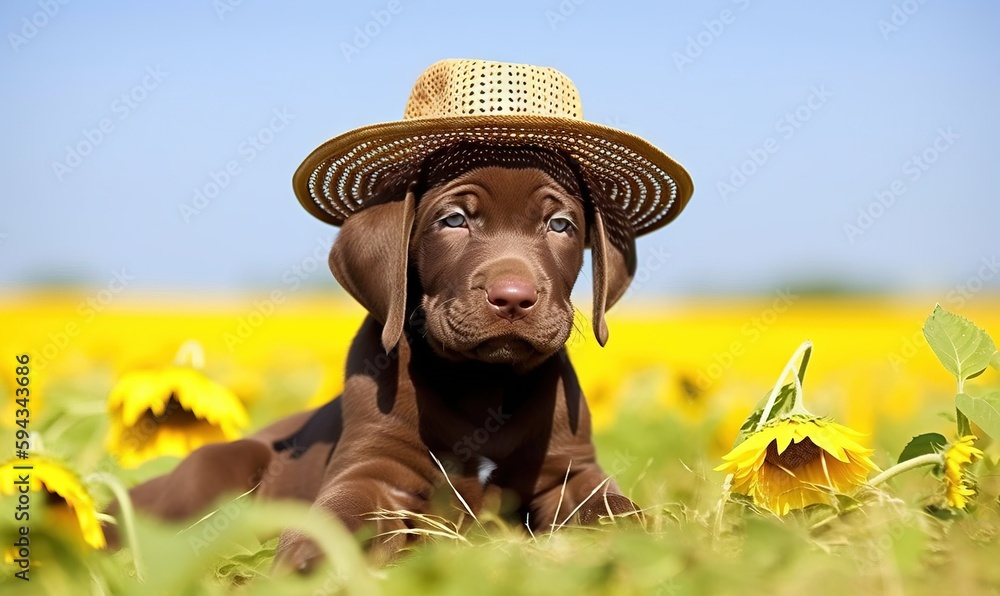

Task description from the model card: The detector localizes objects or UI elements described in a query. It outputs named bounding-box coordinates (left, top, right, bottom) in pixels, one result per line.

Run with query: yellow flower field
left=4, top=291, right=996, bottom=442
left=1, top=291, right=999, bottom=594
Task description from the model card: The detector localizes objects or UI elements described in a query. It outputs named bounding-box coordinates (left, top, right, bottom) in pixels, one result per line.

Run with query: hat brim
left=292, top=115, right=693, bottom=237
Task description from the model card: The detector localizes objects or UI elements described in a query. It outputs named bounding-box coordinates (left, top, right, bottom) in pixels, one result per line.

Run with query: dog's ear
left=589, top=206, right=636, bottom=347
left=329, top=187, right=416, bottom=353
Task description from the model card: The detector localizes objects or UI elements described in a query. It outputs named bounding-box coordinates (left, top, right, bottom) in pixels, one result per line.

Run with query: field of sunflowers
left=2, top=290, right=999, bottom=595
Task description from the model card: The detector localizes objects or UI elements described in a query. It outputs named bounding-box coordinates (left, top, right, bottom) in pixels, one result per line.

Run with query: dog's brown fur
left=120, top=166, right=640, bottom=571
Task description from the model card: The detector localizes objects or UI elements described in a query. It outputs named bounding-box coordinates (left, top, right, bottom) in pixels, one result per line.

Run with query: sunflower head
left=0, top=457, right=105, bottom=550
left=106, top=366, right=248, bottom=468
left=716, top=416, right=880, bottom=515
left=943, top=435, right=983, bottom=510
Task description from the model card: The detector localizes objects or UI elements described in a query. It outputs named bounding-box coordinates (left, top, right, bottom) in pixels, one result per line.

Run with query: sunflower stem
left=86, top=472, right=145, bottom=582
left=757, top=341, right=813, bottom=431
left=955, top=373, right=973, bottom=437
left=788, top=342, right=812, bottom=415
left=956, top=409, right=972, bottom=438
left=796, top=346, right=811, bottom=386
left=868, top=453, right=943, bottom=487
left=786, top=398, right=813, bottom=418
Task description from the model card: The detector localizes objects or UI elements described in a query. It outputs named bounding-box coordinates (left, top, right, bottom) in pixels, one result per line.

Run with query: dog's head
left=329, top=143, right=636, bottom=369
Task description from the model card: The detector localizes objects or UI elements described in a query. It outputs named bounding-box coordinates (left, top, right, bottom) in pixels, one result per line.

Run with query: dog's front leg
left=529, top=460, right=642, bottom=532
left=273, top=457, right=433, bottom=572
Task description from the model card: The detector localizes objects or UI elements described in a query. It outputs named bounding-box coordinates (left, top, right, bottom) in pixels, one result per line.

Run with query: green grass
left=3, top=393, right=999, bottom=596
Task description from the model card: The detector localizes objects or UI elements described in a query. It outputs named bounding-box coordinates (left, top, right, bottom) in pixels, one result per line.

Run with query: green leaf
left=992, top=351, right=1000, bottom=371
left=832, top=493, right=863, bottom=512
left=798, top=503, right=839, bottom=528
left=956, top=391, right=1000, bottom=440
left=730, top=341, right=814, bottom=448
left=215, top=546, right=276, bottom=583
left=922, top=304, right=997, bottom=383
left=897, top=432, right=947, bottom=464
left=732, top=383, right=795, bottom=448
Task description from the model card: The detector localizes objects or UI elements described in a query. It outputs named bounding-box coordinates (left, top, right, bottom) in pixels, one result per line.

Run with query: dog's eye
left=441, top=213, right=467, bottom=228
left=548, top=217, right=573, bottom=233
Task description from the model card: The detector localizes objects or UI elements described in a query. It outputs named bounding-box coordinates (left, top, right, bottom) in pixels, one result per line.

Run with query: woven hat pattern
left=293, top=59, right=693, bottom=238
left=403, top=60, right=582, bottom=119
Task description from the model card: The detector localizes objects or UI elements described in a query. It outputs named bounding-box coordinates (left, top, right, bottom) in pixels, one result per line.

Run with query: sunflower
left=0, top=457, right=105, bottom=549
left=106, top=341, right=248, bottom=468
left=943, top=435, right=983, bottom=509
left=716, top=416, right=879, bottom=515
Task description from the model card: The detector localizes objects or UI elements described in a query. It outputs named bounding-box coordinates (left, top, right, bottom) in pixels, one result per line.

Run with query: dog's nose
left=486, top=278, right=538, bottom=320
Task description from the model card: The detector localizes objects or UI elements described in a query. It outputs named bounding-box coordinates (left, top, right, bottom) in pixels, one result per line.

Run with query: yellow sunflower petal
left=117, top=371, right=171, bottom=427
left=943, top=435, right=982, bottom=509
left=770, top=422, right=798, bottom=455
left=805, top=425, right=852, bottom=463
left=174, top=369, right=248, bottom=431
left=716, top=432, right=771, bottom=475
left=0, top=458, right=105, bottom=549
left=106, top=360, right=249, bottom=467
left=719, top=415, right=878, bottom=515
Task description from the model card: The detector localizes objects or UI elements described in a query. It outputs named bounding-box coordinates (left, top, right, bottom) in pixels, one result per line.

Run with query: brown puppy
left=121, top=147, right=640, bottom=571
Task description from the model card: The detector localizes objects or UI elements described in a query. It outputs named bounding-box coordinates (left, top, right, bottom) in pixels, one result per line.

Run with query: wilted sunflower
left=0, top=457, right=105, bottom=549
left=717, top=416, right=879, bottom=515
left=943, top=435, right=983, bottom=509
left=107, top=342, right=248, bottom=467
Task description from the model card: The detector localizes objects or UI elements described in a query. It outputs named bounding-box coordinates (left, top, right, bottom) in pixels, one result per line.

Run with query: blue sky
left=1, top=0, right=998, bottom=296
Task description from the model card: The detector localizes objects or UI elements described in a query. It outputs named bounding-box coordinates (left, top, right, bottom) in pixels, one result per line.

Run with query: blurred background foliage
left=1, top=292, right=999, bottom=594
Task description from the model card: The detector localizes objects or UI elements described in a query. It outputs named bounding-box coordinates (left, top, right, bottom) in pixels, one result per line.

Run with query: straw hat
left=292, top=59, right=693, bottom=237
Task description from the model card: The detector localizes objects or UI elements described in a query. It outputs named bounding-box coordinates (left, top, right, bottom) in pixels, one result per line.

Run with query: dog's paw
left=272, top=531, right=325, bottom=575
left=577, top=493, right=644, bottom=526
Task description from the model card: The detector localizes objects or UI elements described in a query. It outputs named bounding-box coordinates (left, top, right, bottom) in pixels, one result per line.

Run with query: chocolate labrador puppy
left=122, top=143, right=641, bottom=571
